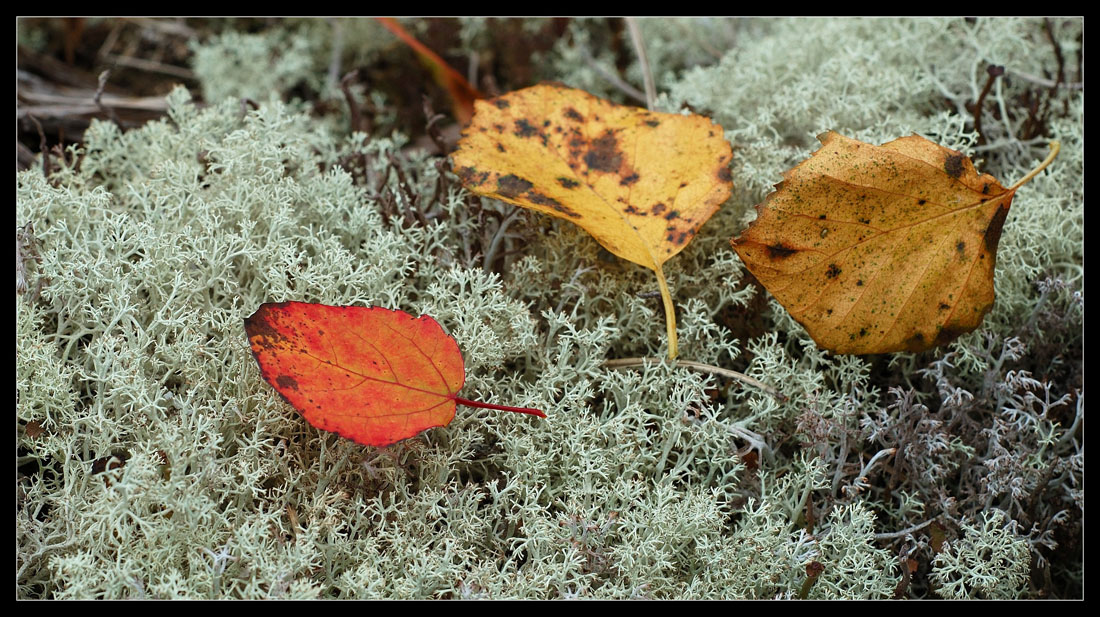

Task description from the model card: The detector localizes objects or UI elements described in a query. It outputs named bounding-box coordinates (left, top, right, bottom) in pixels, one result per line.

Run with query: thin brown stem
left=604, top=357, right=787, bottom=402
left=970, top=64, right=1003, bottom=146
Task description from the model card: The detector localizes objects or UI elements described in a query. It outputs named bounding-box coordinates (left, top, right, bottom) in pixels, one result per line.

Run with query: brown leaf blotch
left=493, top=99, right=510, bottom=109
left=276, top=375, right=299, bottom=391
left=767, top=244, right=797, bottom=259
left=585, top=131, right=622, bottom=172
left=557, top=177, right=580, bottom=189
left=934, top=325, right=968, bottom=347
left=244, top=308, right=289, bottom=347
left=651, top=203, right=667, bottom=216
left=564, top=107, right=583, bottom=122
left=664, top=210, right=680, bottom=221
left=529, top=191, right=581, bottom=218
left=825, top=263, right=841, bottom=279
left=718, top=167, right=732, bottom=182
left=667, top=230, right=692, bottom=245
left=983, top=203, right=1009, bottom=255
left=904, top=332, right=926, bottom=352
left=943, top=153, right=965, bottom=178
left=645, top=119, right=660, bottom=127
left=514, top=119, right=538, bottom=138
left=497, top=174, right=533, bottom=198
left=457, top=166, right=490, bottom=186
left=620, top=172, right=640, bottom=186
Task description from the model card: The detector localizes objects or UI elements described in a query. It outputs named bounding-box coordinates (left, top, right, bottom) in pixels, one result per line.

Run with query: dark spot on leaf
left=244, top=307, right=289, bottom=346
left=496, top=143, right=506, bottom=153
left=529, top=191, right=581, bottom=218
left=493, top=99, right=510, bottom=109
left=918, top=199, right=926, bottom=205
left=557, top=177, right=580, bottom=189
left=624, top=205, right=644, bottom=215
left=943, top=153, right=965, bottom=178
left=934, top=325, right=968, bottom=347
left=585, top=131, right=622, bottom=172
left=276, top=375, right=299, bottom=391
left=983, top=203, right=1009, bottom=257
left=456, top=166, right=489, bottom=186
left=859, top=327, right=867, bottom=337
left=826, top=308, right=833, bottom=316
left=497, top=174, right=533, bottom=199
left=904, top=332, right=926, bottom=352
left=645, top=119, right=660, bottom=127
left=856, top=279, right=863, bottom=286
left=514, top=119, right=538, bottom=138
left=818, top=214, right=827, bottom=219
left=939, top=302, right=950, bottom=310
left=666, top=230, right=692, bottom=245
left=982, top=183, right=991, bottom=195
left=767, top=243, right=797, bottom=259
left=620, top=172, right=639, bottom=186
left=718, top=167, right=732, bottom=182
left=564, top=107, right=583, bottom=122
left=956, top=241, right=965, bottom=255
left=826, top=264, right=841, bottom=279
left=651, top=203, right=666, bottom=215
left=858, top=217, right=870, bottom=225
left=664, top=210, right=680, bottom=221
left=493, top=123, right=504, bottom=133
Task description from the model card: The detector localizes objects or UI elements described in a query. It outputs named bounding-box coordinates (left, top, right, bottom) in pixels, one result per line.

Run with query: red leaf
left=376, top=17, right=483, bottom=125
left=245, top=302, right=544, bottom=447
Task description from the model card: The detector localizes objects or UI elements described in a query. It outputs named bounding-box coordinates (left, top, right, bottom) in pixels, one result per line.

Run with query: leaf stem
left=625, top=17, right=656, bottom=111
left=653, top=265, right=678, bottom=360
left=453, top=396, right=546, bottom=418
left=604, top=357, right=787, bottom=403
left=1008, top=141, right=1060, bottom=191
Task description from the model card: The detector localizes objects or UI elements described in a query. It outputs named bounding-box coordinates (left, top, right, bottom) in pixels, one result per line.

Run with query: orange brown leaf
left=377, top=17, right=483, bottom=125
left=732, top=131, right=1058, bottom=354
left=245, top=302, right=544, bottom=447
left=451, top=84, right=734, bottom=358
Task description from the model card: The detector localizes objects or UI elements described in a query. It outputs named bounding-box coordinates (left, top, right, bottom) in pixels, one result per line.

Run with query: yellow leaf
left=732, top=131, right=1059, bottom=354
left=451, top=84, right=734, bottom=359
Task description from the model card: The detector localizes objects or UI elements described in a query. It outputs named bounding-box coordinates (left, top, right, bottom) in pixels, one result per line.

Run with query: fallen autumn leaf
left=732, top=132, right=1059, bottom=354
left=245, top=302, right=544, bottom=447
left=451, top=83, right=733, bottom=359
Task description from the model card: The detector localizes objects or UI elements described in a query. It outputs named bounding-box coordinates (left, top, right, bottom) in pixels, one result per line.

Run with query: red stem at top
left=453, top=396, right=546, bottom=418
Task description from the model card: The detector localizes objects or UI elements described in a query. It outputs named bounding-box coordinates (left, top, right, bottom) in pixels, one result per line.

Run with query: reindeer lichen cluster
left=18, top=17, right=1081, bottom=599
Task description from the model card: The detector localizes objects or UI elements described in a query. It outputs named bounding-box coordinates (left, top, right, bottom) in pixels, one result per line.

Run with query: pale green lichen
left=930, top=510, right=1031, bottom=599
left=18, top=17, right=1082, bottom=599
